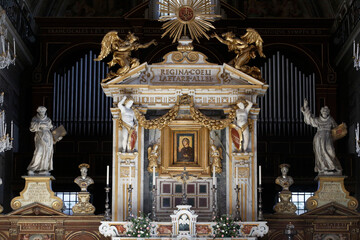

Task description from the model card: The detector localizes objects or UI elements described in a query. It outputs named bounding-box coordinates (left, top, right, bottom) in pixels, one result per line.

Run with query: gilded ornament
left=95, top=31, right=157, bottom=82
left=158, top=0, right=220, bottom=43
left=72, top=192, right=96, bottom=215
left=147, top=143, right=160, bottom=173
left=209, top=140, right=222, bottom=173
left=134, top=94, right=238, bottom=130
left=190, top=103, right=237, bottom=130
left=211, top=29, right=266, bottom=80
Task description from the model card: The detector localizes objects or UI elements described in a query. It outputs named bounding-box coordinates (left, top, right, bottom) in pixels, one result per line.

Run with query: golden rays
left=158, top=0, right=220, bottom=43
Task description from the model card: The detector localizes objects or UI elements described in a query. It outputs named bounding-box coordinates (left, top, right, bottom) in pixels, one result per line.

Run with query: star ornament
left=158, top=0, right=221, bottom=43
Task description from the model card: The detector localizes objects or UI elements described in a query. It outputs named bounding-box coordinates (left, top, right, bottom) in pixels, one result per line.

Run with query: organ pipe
left=53, top=50, right=112, bottom=136
left=258, top=51, right=316, bottom=136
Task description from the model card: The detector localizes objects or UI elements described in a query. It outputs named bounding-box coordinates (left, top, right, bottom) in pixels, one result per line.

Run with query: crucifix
left=173, top=167, right=197, bottom=205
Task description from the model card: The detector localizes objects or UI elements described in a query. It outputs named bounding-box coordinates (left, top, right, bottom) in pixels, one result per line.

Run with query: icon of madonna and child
left=176, top=134, right=195, bottom=163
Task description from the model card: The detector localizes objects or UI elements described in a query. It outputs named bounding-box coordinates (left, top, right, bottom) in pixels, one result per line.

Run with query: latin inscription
left=318, top=183, right=345, bottom=201
left=315, top=222, right=348, bottom=231
left=151, top=68, right=220, bottom=84
left=23, top=182, right=52, bottom=204
left=20, top=223, right=54, bottom=231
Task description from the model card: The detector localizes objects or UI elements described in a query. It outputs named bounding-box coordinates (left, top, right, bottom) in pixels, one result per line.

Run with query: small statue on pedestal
left=301, top=99, right=344, bottom=176
left=72, top=163, right=95, bottom=215
left=118, top=96, right=137, bottom=153
left=274, top=164, right=296, bottom=215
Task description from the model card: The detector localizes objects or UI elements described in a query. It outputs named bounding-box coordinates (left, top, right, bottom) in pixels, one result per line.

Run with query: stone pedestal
left=72, top=192, right=95, bottom=215
left=306, top=176, right=358, bottom=211
left=273, top=190, right=296, bottom=215
left=10, top=176, right=63, bottom=211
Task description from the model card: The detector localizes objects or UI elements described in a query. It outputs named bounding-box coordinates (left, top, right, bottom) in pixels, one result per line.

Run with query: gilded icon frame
left=160, top=120, right=210, bottom=177
left=173, top=131, right=197, bottom=164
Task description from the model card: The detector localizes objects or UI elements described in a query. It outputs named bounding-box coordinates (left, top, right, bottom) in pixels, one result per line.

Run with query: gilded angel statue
left=147, top=143, right=160, bottom=173
left=210, top=140, right=222, bottom=173
left=94, top=31, right=157, bottom=82
left=211, top=28, right=266, bottom=80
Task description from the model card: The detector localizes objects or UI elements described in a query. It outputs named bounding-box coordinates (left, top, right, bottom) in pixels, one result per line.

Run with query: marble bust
left=74, top=163, right=94, bottom=192
left=275, top=164, right=294, bottom=191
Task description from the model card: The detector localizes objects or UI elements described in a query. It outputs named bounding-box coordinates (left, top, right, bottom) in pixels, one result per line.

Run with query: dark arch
left=66, top=231, right=101, bottom=240
left=46, top=42, right=100, bottom=84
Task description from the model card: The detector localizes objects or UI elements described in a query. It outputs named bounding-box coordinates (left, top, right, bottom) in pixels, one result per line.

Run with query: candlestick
left=103, top=185, right=111, bottom=221
left=234, top=184, right=241, bottom=221
left=259, top=165, right=262, bottom=185
left=212, top=165, right=216, bottom=187
left=357, top=43, right=359, bottom=60
left=128, top=184, right=133, bottom=220
left=152, top=165, right=156, bottom=186
left=106, top=165, right=109, bottom=185
left=151, top=184, right=157, bottom=221
left=258, top=184, right=264, bottom=221
left=211, top=184, right=217, bottom=221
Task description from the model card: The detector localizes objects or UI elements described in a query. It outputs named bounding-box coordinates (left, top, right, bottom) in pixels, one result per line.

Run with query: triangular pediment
left=101, top=52, right=267, bottom=89
left=7, top=203, right=67, bottom=217
left=301, top=202, right=360, bottom=217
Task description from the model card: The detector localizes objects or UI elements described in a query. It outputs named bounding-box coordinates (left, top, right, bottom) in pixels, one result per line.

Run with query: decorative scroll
left=133, top=95, right=237, bottom=130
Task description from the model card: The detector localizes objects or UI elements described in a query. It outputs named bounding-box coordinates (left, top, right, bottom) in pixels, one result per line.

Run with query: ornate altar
left=100, top=33, right=268, bottom=223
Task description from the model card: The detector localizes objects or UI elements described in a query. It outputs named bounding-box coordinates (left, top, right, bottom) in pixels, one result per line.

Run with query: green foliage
left=126, top=213, right=151, bottom=238
left=212, top=215, right=240, bottom=238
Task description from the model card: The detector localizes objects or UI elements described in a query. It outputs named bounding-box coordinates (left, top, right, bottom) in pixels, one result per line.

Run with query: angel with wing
left=95, top=31, right=157, bottom=82
left=211, top=28, right=265, bottom=80
left=147, top=143, right=160, bottom=173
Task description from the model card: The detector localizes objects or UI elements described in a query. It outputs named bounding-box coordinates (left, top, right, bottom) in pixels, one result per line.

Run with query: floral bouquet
left=126, top=212, right=151, bottom=238
left=212, top=215, right=240, bottom=238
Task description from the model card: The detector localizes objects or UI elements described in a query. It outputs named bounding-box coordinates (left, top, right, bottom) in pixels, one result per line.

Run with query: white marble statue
left=235, top=99, right=253, bottom=152
left=118, top=96, right=137, bottom=153
left=28, top=106, right=60, bottom=176
left=301, top=99, right=342, bottom=175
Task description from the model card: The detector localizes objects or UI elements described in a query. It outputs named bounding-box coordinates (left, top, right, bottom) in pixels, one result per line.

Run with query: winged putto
left=211, top=28, right=266, bottom=81
left=95, top=31, right=157, bottom=82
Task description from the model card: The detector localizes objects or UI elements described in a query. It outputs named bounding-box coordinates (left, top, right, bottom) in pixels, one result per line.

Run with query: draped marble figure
left=301, top=99, right=342, bottom=175
left=118, top=96, right=137, bottom=153
left=28, top=106, right=55, bottom=175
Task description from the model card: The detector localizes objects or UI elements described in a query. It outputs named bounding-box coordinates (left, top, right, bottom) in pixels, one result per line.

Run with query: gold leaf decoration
left=158, top=0, right=220, bottom=43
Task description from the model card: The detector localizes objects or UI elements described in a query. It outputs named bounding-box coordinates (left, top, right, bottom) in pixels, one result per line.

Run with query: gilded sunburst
left=158, top=0, right=220, bottom=43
